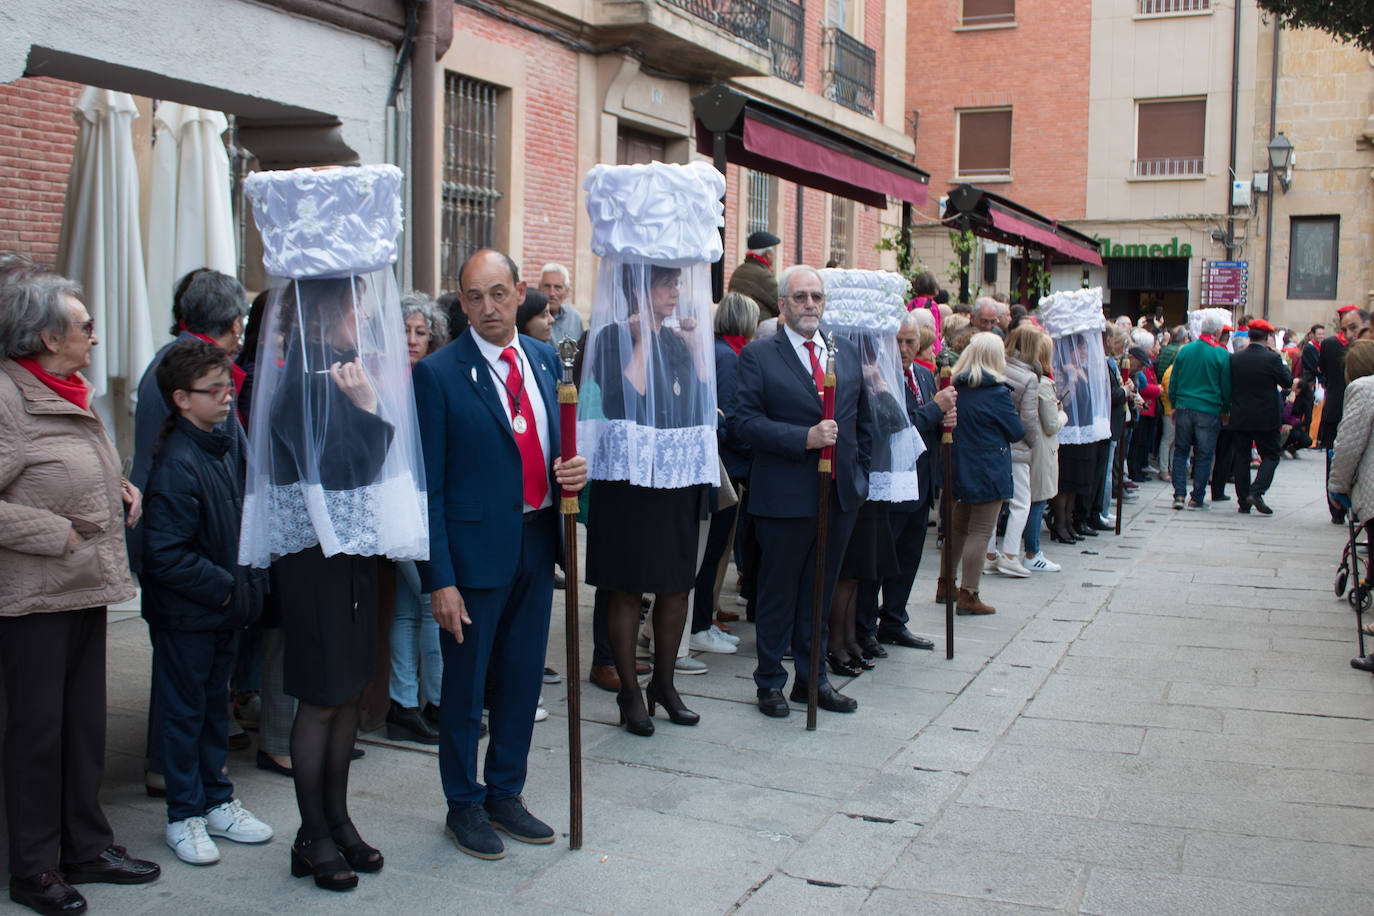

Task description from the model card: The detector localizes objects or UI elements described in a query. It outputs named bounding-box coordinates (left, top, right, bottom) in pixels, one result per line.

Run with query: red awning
left=739, top=114, right=928, bottom=208
left=987, top=206, right=1102, bottom=267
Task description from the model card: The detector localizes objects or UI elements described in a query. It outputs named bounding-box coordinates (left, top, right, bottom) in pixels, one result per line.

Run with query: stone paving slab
left=5, top=453, right=1371, bottom=915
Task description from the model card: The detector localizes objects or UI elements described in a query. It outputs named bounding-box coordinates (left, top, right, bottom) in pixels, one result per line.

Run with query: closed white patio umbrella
left=56, top=87, right=154, bottom=400
left=145, top=102, right=237, bottom=345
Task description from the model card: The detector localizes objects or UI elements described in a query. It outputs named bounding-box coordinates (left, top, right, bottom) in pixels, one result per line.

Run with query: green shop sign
left=1095, top=237, right=1192, bottom=259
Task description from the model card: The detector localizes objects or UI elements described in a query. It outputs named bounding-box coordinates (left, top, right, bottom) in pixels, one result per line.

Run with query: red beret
left=1246, top=318, right=1274, bottom=334
left=1338, top=305, right=1358, bottom=315
left=1222, top=325, right=1234, bottom=332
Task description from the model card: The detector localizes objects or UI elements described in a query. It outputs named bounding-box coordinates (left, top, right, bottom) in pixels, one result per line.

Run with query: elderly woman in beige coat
left=0, top=261, right=161, bottom=915
left=1023, top=330, right=1068, bottom=572
left=989, top=324, right=1046, bottom=577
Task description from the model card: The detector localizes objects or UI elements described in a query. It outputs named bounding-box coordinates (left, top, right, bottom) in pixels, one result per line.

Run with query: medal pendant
left=673, top=379, right=681, bottom=396
left=513, top=415, right=528, bottom=435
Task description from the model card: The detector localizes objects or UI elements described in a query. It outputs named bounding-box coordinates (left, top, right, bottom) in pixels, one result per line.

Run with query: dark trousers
left=1211, top=429, right=1236, bottom=498
left=857, top=503, right=930, bottom=638
left=591, top=587, right=613, bottom=668
left=1171, top=408, right=1221, bottom=503
left=1232, top=428, right=1283, bottom=502
left=0, top=608, right=114, bottom=877
left=692, top=503, right=738, bottom=633
left=152, top=628, right=236, bottom=822
left=1128, top=414, right=1156, bottom=479
left=439, top=513, right=555, bottom=809
left=1088, top=437, right=1113, bottom=517
left=751, top=486, right=857, bottom=690
left=736, top=485, right=761, bottom=620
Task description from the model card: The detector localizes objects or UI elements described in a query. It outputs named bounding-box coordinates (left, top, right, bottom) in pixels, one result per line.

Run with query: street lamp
left=1267, top=131, right=1293, bottom=192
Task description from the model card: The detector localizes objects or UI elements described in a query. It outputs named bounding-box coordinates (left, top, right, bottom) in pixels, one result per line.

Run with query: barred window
left=441, top=74, right=502, bottom=293
left=746, top=171, right=774, bottom=237
left=829, top=196, right=853, bottom=268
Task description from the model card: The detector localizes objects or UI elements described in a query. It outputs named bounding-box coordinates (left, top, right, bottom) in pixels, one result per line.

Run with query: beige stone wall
left=1250, top=24, right=1374, bottom=332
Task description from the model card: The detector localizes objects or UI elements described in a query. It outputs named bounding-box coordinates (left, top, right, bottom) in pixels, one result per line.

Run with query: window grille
left=441, top=74, right=501, bottom=293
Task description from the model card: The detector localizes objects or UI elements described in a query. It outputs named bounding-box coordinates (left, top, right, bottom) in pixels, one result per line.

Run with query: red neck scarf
left=1199, top=334, right=1222, bottom=348
left=913, top=358, right=936, bottom=374
left=181, top=323, right=247, bottom=423
left=745, top=251, right=772, bottom=269
left=15, top=358, right=89, bottom=410
left=722, top=335, right=748, bottom=355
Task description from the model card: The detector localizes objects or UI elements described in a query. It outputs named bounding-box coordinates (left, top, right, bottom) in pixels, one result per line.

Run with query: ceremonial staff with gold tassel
left=556, top=337, right=584, bottom=848
left=806, top=333, right=837, bottom=731
left=939, top=364, right=956, bottom=659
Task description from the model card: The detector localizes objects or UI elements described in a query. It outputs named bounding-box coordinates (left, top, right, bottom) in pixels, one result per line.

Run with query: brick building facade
left=0, top=77, right=83, bottom=267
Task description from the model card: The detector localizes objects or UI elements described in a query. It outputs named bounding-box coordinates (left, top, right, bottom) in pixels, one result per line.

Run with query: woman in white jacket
left=1025, top=331, right=1068, bottom=571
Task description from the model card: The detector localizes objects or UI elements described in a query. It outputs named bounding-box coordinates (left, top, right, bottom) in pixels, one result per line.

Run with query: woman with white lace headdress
left=240, top=165, right=427, bottom=892
left=819, top=268, right=921, bottom=676
left=579, top=161, right=723, bottom=737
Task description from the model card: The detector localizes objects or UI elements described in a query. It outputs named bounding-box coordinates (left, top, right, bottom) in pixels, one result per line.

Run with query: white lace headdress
left=577, top=161, right=724, bottom=489
left=820, top=269, right=923, bottom=502
left=238, top=165, right=428, bottom=567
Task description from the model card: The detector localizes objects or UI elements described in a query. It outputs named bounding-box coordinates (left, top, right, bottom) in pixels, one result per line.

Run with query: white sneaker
left=995, top=553, right=1030, bottom=578
left=166, top=816, right=220, bottom=865
left=675, top=655, right=708, bottom=675
left=710, top=624, right=740, bottom=646
left=204, top=798, right=273, bottom=844
left=534, top=705, right=550, bottom=722
left=983, top=553, right=999, bottom=573
left=1025, top=552, right=1061, bottom=572
left=690, top=628, right=738, bottom=654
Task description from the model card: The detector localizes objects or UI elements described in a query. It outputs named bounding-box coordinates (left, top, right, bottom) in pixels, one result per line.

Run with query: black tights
left=829, top=578, right=859, bottom=663
left=290, top=699, right=359, bottom=844
left=607, top=591, right=688, bottom=719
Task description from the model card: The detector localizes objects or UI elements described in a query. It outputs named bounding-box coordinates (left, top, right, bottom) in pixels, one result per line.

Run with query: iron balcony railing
left=663, top=0, right=771, bottom=49
left=1138, top=0, right=1209, bottom=13
left=823, top=27, right=875, bottom=116
left=768, top=0, right=805, bottom=85
left=1133, top=156, right=1205, bottom=178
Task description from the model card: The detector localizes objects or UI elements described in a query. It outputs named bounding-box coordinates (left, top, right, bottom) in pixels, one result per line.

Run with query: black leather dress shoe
left=1072, top=520, right=1099, bottom=537
left=61, top=847, right=160, bottom=885
left=857, top=634, right=888, bottom=659
left=10, top=872, right=86, bottom=915
left=878, top=627, right=935, bottom=651
left=1351, top=656, right=1374, bottom=673
left=756, top=687, right=790, bottom=718
left=1087, top=518, right=1113, bottom=532
left=1249, top=495, right=1273, bottom=515
left=386, top=700, right=440, bottom=745
left=789, top=682, right=858, bottom=713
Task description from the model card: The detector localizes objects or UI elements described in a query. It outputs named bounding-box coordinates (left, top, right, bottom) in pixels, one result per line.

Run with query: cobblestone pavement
left=3, top=452, right=1369, bottom=914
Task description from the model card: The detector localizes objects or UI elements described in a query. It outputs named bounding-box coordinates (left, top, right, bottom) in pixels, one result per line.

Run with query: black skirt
left=1057, top=443, right=1098, bottom=498
left=840, top=501, right=899, bottom=581
left=272, top=546, right=379, bottom=706
left=585, top=479, right=709, bottom=594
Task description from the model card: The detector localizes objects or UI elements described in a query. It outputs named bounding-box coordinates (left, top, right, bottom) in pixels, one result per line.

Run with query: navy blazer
left=1229, top=343, right=1293, bottom=431
left=413, top=330, right=563, bottom=592
left=900, top=362, right=946, bottom=510
left=734, top=329, right=872, bottom=517
left=715, top=336, right=752, bottom=481
left=950, top=376, right=1024, bottom=503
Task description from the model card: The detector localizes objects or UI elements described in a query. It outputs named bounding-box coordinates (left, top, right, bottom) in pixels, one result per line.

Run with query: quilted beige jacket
left=0, top=359, right=135, bottom=616
left=1330, top=375, right=1374, bottom=521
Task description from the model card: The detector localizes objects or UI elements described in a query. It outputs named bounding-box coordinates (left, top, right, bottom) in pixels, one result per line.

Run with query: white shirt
left=783, top=322, right=827, bottom=391
left=471, top=330, right=553, bottom=510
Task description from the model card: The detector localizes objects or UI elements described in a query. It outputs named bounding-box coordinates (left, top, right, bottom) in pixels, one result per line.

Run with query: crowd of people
left=2, top=164, right=1372, bottom=915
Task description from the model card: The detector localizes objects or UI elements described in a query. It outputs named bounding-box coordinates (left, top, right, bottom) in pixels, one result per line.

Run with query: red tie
left=804, top=340, right=824, bottom=396
left=907, top=367, right=920, bottom=398
left=499, top=347, right=548, bottom=510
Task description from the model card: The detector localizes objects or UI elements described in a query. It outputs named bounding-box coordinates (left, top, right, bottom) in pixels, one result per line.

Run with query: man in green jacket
left=1156, top=325, right=1187, bottom=377
left=727, top=231, right=781, bottom=321
left=1167, top=314, right=1232, bottom=510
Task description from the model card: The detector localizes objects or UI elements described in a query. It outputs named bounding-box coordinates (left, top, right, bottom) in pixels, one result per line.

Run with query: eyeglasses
left=77, top=320, right=95, bottom=337
left=186, top=385, right=234, bottom=400
left=789, top=292, right=825, bottom=305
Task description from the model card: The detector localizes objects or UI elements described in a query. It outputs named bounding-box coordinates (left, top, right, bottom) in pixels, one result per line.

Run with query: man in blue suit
left=734, top=265, right=873, bottom=718
left=413, top=249, right=587, bottom=861
left=858, top=313, right=955, bottom=656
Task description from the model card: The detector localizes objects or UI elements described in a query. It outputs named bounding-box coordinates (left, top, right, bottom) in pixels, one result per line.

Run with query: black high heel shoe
left=645, top=681, right=700, bottom=726
left=827, top=652, right=863, bottom=678
left=291, top=837, right=358, bottom=891
left=329, top=820, right=383, bottom=874
left=1073, top=519, right=1099, bottom=537
left=846, top=645, right=877, bottom=670
left=1049, top=528, right=1079, bottom=544
left=616, top=691, right=654, bottom=736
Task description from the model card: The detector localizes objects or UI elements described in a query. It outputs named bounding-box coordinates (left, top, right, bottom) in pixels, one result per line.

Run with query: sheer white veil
left=237, top=165, right=427, bottom=567
left=1041, top=287, right=1111, bottom=445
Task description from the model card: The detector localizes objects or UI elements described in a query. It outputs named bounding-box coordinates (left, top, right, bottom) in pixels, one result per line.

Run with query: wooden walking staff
left=807, top=334, right=838, bottom=732
left=556, top=338, right=584, bottom=848
left=939, top=365, right=955, bottom=660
